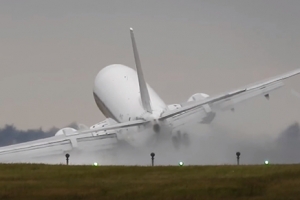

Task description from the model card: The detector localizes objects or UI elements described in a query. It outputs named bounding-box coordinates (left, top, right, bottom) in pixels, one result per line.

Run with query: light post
left=236, top=152, right=240, bottom=165
left=150, top=152, right=155, bottom=166
left=65, top=153, right=70, bottom=165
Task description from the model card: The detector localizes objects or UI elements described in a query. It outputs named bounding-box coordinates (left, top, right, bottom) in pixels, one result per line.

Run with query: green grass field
left=0, top=164, right=300, bottom=200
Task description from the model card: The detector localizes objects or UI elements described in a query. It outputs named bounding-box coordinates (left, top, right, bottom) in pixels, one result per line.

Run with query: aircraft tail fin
left=130, top=28, right=152, bottom=113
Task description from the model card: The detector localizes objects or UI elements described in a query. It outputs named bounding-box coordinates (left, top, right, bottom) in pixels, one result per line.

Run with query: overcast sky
left=0, top=0, right=300, bottom=138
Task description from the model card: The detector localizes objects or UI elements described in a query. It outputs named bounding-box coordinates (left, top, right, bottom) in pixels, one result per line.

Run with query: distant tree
left=0, top=123, right=75, bottom=147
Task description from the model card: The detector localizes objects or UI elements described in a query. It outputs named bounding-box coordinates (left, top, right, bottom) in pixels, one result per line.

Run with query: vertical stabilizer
left=130, top=28, right=152, bottom=113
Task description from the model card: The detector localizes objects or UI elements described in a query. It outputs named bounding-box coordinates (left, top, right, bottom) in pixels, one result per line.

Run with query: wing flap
left=76, top=119, right=149, bottom=135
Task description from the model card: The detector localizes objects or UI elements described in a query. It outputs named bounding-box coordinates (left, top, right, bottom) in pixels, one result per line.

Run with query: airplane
left=0, top=28, right=300, bottom=164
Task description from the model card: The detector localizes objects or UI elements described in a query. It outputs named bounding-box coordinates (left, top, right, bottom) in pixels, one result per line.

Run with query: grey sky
left=0, top=0, right=300, bottom=138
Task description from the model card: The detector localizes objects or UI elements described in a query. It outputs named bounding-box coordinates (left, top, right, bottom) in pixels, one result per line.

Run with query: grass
left=0, top=164, right=300, bottom=199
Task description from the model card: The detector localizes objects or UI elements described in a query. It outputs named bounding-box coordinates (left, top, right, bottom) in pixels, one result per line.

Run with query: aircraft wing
left=159, top=68, right=300, bottom=120
left=0, top=119, right=148, bottom=163
left=74, top=119, right=149, bottom=135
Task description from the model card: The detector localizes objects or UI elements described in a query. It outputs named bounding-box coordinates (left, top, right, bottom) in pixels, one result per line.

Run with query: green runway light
left=93, top=162, right=98, bottom=166
left=179, top=161, right=184, bottom=166
left=264, top=160, right=269, bottom=165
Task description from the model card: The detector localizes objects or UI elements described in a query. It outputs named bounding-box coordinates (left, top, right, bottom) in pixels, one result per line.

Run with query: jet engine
left=55, top=127, right=77, bottom=136
left=187, top=93, right=210, bottom=102
left=187, top=93, right=215, bottom=124
left=55, top=124, right=89, bottom=136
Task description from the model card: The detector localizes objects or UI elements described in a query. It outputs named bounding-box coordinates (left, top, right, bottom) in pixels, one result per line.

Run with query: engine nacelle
left=187, top=93, right=215, bottom=124
left=55, top=127, right=77, bottom=136
left=187, top=93, right=210, bottom=102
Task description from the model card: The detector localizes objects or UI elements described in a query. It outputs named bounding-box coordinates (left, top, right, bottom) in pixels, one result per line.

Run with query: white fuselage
left=93, top=64, right=167, bottom=123
left=93, top=64, right=207, bottom=147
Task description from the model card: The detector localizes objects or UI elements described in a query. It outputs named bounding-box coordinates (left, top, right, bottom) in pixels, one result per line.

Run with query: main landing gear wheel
left=182, top=133, right=190, bottom=147
left=172, top=131, right=190, bottom=149
left=172, top=136, right=180, bottom=149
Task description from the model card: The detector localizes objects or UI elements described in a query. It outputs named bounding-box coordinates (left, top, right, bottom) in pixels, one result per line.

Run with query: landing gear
left=172, top=136, right=179, bottom=149
left=182, top=133, right=190, bottom=147
left=265, top=94, right=270, bottom=100
left=171, top=131, right=190, bottom=149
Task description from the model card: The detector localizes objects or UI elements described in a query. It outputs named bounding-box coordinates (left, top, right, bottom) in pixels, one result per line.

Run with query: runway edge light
left=264, top=160, right=269, bottom=165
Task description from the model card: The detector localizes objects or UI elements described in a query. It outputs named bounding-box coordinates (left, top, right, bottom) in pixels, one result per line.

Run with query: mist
left=0, top=118, right=299, bottom=165
left=105, top=121, right=299, bottom=166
